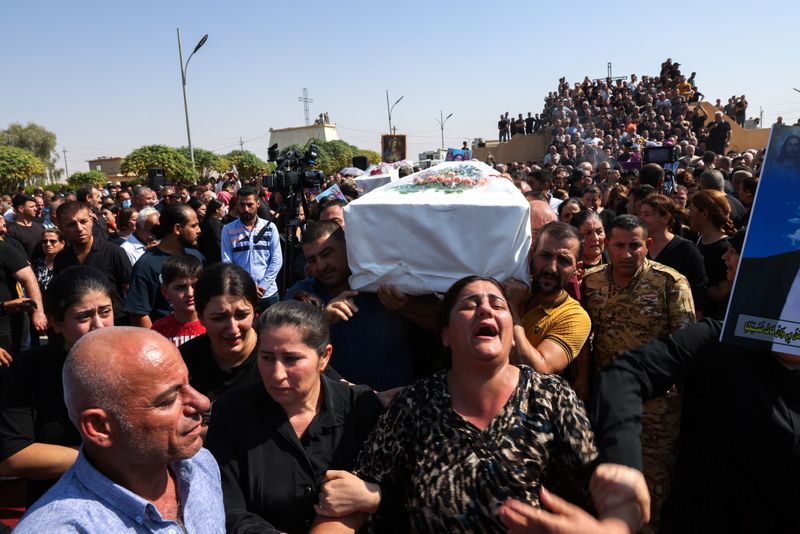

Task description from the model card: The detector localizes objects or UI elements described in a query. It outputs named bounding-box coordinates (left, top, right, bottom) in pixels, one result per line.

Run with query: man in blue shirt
left=15, top=327, right=224, bottom=533
left=285, top=221, right=438, bottom=390
left=221, top=186, right=282, bottom=311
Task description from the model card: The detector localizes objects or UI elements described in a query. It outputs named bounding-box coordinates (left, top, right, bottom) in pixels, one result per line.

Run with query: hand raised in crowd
left=590, top=464, right=650, bottom=525
left=324, top=290, right=359, bottom=325
left=0, top=348, right=12, bottom=367
left=376, top=284, right=408, bottom=312
left=314, top=470, right=381, bottom=518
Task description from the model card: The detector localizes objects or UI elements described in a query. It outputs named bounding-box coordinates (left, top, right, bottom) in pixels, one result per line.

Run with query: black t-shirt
left=5, top=221, right=44, bottom=261
left=706, top=121, right=731, bottom=153
left=725, top=193, right=747, bottom=229
left=0, top=342, right=79, bottom=505
left=198, top=217, right=223, bottom=265
left=651, top=236, right=708, bottom=302
left=53, top=237, right=132, bottom=323
left=0, top=241, right=29, bottom=351
left=697, top=237, right=732, bottom=319
left=124, top=247, right=205, bottom=321
left=180, top=333, right=261, bottom=403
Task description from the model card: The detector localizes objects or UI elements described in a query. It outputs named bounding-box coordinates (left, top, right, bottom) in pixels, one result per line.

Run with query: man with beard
left=221, top=186, right=282, bottom=311
left=507, top=222, right=590, bottom=374
left=125, top=204, right=204, bottom=328
left=54, top=201, right=131, bottom=323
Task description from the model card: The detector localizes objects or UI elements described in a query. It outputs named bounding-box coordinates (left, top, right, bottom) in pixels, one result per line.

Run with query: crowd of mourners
left=0, top=61, right=795, bottom=534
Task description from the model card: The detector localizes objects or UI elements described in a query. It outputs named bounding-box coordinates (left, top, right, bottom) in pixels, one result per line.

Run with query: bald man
left=15, top=327, right=224, bottom=533
left=528, top=199, right=557, bottom=240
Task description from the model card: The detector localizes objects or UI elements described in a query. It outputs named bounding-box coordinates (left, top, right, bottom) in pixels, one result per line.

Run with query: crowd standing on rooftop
left=0, top=59, right=795, bottom=534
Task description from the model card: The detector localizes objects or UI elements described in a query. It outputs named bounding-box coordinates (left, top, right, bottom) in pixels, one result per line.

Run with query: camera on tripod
left=642, top=146, right=678, bottom=166
left=263, top=142, right=325, bottom=193
left=643, top=145, right=680, bottom=194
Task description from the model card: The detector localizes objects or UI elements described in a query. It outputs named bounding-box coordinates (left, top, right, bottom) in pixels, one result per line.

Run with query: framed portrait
left=381, top=134, right=406, bottom=163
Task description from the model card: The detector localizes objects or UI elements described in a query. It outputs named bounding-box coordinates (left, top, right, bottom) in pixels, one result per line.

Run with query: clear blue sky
left=2, top=0, right=798, bottom=175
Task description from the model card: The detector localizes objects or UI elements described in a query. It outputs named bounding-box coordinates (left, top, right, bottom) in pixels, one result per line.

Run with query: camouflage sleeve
left=667, top=275, right=696, bottom=333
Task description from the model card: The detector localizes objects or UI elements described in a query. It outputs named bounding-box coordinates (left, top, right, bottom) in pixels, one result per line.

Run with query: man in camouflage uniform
left=581, top=214, right=695, bottom=532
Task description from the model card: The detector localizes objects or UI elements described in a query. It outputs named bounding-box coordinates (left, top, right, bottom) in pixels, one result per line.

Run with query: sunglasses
left=42, top=239, right=60, bottom=245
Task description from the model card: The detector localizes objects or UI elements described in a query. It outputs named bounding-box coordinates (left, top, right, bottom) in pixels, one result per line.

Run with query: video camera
left=263, top=142, right=325, bottom=193
left=642, top=146, right=678, bottom=166
left=643, top=146, right=680, bottom=194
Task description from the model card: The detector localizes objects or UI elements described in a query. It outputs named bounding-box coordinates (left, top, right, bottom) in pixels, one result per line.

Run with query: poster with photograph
left=381, top=135, right=406, bottom=163
left=445, top=148, right=472, bottom=161
left=722, top=125, right=800, bottom=354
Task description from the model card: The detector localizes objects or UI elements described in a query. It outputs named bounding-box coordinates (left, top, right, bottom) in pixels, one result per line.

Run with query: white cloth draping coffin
left=344, top=161, right=532, bottom=295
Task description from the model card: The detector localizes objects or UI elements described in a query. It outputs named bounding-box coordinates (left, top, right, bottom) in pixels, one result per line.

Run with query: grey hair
left=699, top=169, right=725, bottom=191
left=135, top=206, right=159, bottom=229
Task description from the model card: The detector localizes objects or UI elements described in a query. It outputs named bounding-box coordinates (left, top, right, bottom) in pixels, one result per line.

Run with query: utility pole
left=177, top=29, right=209, bottom=170
left=760, top=106, right=764, bottom=128
left=62, top=147, right=69, bottom=180
left=298, top=88, right=313, bottom=125
left=435, top=110, right=453, bottom=149
left=386, top=90, right=404, bottom=134
left=239, top=137, right=245, bottom=152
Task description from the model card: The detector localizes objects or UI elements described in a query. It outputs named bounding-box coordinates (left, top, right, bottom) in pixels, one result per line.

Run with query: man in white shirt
left=121, top=207, right=159, bottom=266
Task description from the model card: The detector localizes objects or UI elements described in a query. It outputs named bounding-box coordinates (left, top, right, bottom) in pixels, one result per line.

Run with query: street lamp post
left=177, top=28, right=208, bottom=170
left=386, top=90, right=404, bottom=134
left=435, top=110, right=453, bottom=149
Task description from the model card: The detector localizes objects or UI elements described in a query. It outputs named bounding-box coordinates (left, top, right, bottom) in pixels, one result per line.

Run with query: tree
left=224, top=150, right=270, bottom=180
left=0, top=146, right=46, bottom=190
left=0, top=122, right=58, bottom=179
left=120, top=145, right=196, bottom=182
left=177, top=146, right=229, bottom=178
left=68, top=170, right=108, bottom=188
left=276, top=141, right=379, bottom=177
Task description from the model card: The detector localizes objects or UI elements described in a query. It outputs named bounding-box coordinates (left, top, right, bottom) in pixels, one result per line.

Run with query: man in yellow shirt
left=507, top=222, right=591, bottom=374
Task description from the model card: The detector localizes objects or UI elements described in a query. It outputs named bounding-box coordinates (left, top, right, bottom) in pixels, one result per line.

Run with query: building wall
left=472, top=133, right=548, bottom=163
left=87, top=157, right=124, bottom=176
left=268, top=124, right=340, bottom=151
left=695, top=102, right=770, bottom=153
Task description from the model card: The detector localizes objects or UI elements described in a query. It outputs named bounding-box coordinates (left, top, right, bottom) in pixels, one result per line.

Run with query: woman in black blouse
left=180, top=262, right=261, bottom=403
left=639, top=194, right=707, bottom=304
left=0, top=266, right=115, bottom=505
left=689, top=190, right=735, bottom=319
left=205, top=300, right=382, bottom=534
left=315, top=276, right=648, bottom=533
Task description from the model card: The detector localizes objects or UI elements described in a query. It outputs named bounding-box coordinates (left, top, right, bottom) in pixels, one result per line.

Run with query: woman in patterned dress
left=312, top=276, right=649, bottom=534
left=32, top=228, right=64, bottom=292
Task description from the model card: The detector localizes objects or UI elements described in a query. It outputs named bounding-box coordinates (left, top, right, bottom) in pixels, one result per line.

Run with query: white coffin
left=344, top=161, right=532, bottom=295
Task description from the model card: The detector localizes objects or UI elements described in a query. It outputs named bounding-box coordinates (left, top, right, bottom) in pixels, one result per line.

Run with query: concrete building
left=268, top=123, right=340, bottom=152
left=417, top=148, right=448, bottom=169
left=87, top=156, right=127, bottom=182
